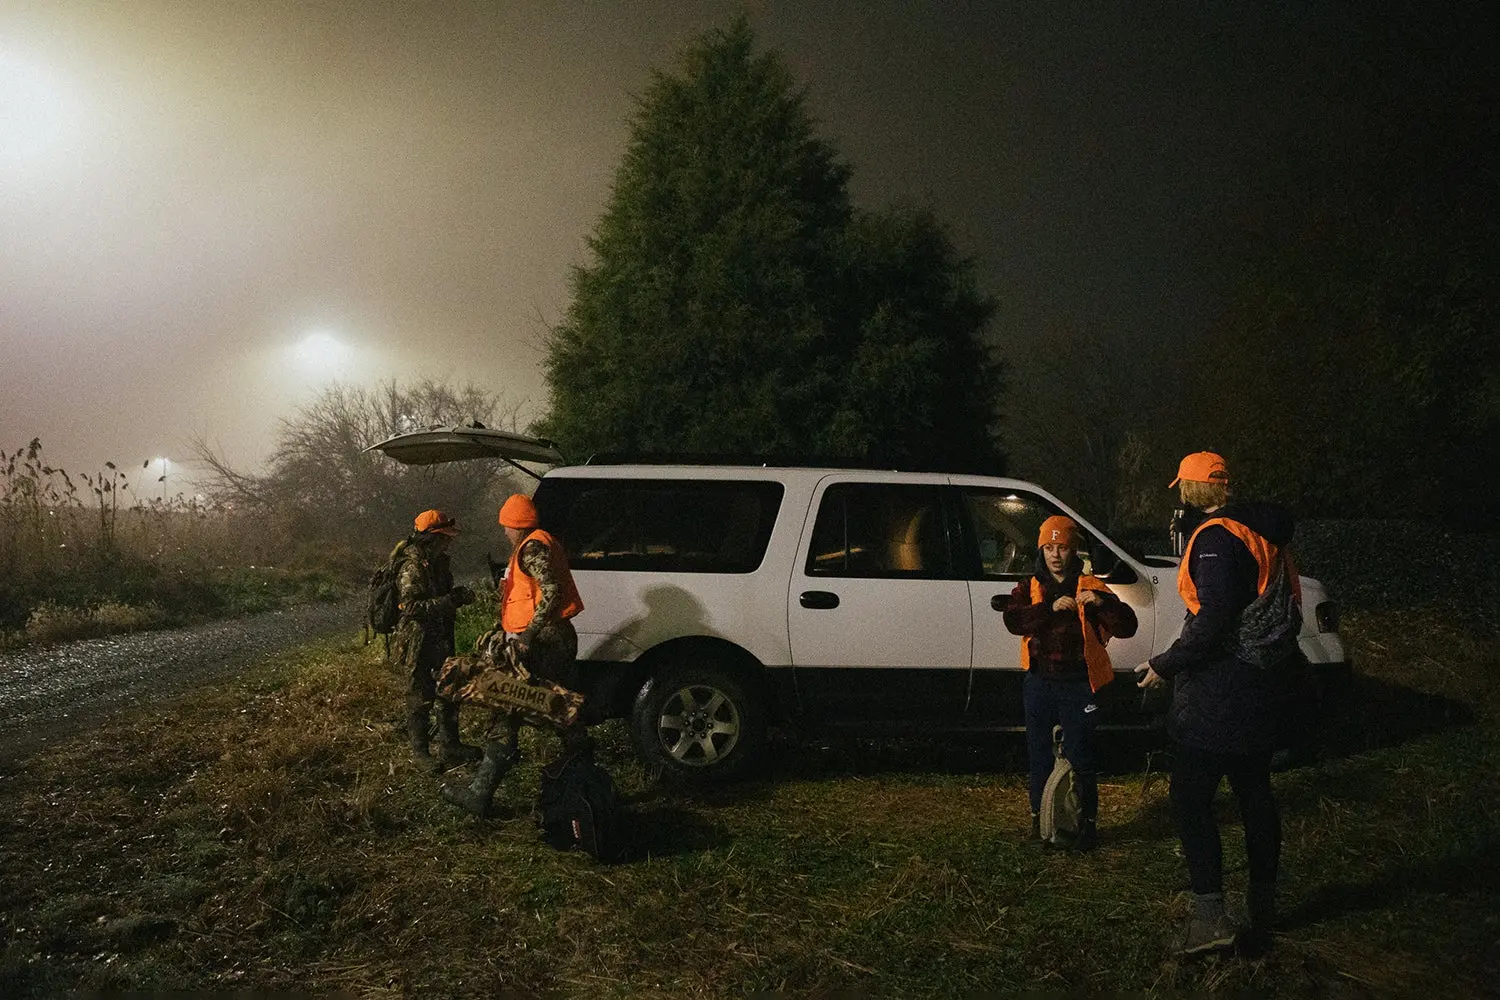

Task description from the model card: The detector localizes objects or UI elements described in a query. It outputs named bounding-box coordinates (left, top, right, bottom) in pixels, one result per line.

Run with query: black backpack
left=1228, top=551, right=1303, bottom=668
left=537, top=750, right=626, bottom=863
left=365, top=538, right=412, bottom=646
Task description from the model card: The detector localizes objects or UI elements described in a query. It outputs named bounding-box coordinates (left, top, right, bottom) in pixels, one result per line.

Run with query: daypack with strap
left=1039, top=724, right=1081, bottom=847
left=1226, top=551, right=1303, bottom=668
left=365, top=537, right=412, bottom=648
left=537, top=749, right=626, bottom=863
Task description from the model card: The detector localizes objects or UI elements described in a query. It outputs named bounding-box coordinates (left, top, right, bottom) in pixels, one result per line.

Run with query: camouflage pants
left=482, top=619, right=586, bottom=757
left=397, top=620, right=457, bottom=719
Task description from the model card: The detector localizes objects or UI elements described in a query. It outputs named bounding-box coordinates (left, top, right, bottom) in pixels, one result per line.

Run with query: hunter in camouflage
left=441, top=493, right=587, bottom=818
left=395, top=509, right=480, bottom=773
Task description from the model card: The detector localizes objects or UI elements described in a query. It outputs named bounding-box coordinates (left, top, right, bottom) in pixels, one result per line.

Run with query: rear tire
left=631, top=658, right=766, bottom=784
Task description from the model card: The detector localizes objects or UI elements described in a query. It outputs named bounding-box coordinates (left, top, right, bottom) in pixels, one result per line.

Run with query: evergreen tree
left=540, top=20, right=1003, bottom=472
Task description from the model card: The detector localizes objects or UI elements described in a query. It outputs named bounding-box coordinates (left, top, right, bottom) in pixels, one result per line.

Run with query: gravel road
left=0, top=599, right=364, bottom=767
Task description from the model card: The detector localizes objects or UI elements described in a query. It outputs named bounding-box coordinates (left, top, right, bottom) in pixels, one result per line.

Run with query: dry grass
left=0, top=608, right=1496, bottom=997
left=1, top=440, right=348, bottom=645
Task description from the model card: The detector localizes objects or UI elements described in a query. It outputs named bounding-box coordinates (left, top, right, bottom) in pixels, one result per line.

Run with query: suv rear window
left=534, top=478, right=784, bottom=574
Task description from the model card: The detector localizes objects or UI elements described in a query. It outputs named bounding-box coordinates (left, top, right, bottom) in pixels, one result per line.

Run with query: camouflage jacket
left=392, top=540, right=458, bottom=672
left=506, top=538, right=578, bottom=688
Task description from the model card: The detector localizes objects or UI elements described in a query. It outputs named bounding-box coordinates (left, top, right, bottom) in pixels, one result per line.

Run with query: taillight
left=1315, top=601, right=1339, bottom=633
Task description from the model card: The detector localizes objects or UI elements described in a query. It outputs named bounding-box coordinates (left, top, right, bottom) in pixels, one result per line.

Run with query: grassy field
left=0, top=606, right=1495, bottom=997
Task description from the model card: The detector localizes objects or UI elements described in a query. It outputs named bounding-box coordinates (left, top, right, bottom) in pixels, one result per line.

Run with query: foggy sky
left=0, top=1, right=1449, bottom=493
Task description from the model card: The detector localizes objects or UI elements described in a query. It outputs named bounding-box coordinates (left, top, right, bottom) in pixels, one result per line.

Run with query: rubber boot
left=1181, top=892, right=1237, bottom=955
left=440, top=743, right=514, bottom=818
left=430, top=701, right=482, bottom=773
left=407, top=709, right=434, bottom=769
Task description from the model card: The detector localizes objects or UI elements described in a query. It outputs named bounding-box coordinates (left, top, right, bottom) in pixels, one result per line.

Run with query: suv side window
left=957, top=488, right=1128, bottom=581
left=806, top=483, right=955, bottom=579
left=959, top=489, right=1053, bottom=579
left=535, top=478, right=784, bottom=574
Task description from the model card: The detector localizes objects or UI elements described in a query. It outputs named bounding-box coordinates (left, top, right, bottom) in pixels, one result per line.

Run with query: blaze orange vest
left=500, top=529, right=584, bottom=633
left=1020, top=575, right=1116, bottom=692
left=1177, top=517, right=1301, bottom=615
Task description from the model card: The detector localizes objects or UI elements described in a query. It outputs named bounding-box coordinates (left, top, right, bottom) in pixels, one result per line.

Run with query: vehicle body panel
left=367, top=432, right=1349, bottom=763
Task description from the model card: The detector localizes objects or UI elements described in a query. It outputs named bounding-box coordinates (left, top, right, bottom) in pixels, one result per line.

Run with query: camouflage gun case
left=437, top=638, right=585, bottom=730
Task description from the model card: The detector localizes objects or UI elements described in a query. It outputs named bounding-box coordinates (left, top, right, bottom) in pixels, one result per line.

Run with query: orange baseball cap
left=414, top=509, right=459, bottom=536
left=1169, top=451, right=1230, bottom=488
left=498, top=494, right=540, bottom=529
left=1037, top=515, right=1080, bottom=548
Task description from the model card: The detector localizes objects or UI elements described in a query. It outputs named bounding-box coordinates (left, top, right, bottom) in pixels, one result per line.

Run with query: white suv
left=372, top=427, right=1348, bottom=782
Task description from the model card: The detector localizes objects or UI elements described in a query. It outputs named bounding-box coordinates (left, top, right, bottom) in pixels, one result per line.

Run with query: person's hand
left=1134, top=662, right=1165, bottom=689
left=450, top=585, right=475, bottom=607
left=1077, top=590, right=1101, bottom=607
left=1052, top=595, right=1077, bottom=612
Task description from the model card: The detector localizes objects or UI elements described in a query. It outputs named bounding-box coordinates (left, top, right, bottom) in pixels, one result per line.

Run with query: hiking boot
left=1068, top=818, right=1098, bottom=853
left=1181, top=893, right=1237, bottom=956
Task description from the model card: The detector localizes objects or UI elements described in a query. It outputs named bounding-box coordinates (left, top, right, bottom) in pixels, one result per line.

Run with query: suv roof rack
left=582, top=452, right=997, bottom=474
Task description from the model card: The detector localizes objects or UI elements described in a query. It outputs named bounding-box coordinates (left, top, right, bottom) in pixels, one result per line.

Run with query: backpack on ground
left=1228, top=551, right=1303, bottom=668
left=537, top=748, right=627, bottom=863
left=1039, top=724, right=1081, bottom=848
left=365, top=538, right=412, bottom=652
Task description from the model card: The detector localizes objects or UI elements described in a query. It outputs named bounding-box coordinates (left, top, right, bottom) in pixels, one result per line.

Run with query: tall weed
left=1, top=439, right=350, bottom=645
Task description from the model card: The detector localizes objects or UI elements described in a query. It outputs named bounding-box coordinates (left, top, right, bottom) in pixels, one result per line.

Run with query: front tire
left=631, top=659, right=766, bottom=784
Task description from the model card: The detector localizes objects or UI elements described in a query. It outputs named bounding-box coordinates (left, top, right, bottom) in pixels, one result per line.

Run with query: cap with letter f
left=1169, top=451, right=1230, bottom=488
left=1037, top=514, right=1081, bottom=548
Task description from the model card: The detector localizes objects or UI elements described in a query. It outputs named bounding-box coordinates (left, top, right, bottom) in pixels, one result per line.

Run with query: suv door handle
left=990, top=594, right=1008, bottom=611
left=799, top=590, right=840, bottom=610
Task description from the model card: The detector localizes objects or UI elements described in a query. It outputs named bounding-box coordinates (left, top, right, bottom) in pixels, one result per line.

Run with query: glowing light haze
left=0, top=1, right=1441, bottom=487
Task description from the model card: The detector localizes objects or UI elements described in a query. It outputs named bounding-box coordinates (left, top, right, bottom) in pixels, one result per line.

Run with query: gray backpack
left=1228, top=551, right=1303, bottom=668
left=1039, top=725, right=1081, bottom=847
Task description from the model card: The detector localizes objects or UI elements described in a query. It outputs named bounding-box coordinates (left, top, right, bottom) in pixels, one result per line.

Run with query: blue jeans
left=1023, top=671, right=1099, bottom=820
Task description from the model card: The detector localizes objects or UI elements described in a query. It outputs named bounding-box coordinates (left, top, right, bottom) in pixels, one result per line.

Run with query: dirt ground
left=0, top=599, right=362, bottom=768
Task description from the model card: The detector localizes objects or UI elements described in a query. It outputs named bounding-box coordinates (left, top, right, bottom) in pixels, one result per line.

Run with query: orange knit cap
left=1037, top=515, right=1080, bottom=548
left=497, top=494, right=540, bottom=529
left=1169, top=451, right=1230, bottom=488
left=414, top=509, right=458, bottom=536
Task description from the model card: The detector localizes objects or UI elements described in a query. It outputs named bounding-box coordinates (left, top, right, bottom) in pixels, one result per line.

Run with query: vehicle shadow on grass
left=617, top=795, right=735, bottom=860
left=761, top=728, right=1171, bottom=782
left=1307, top=672, right=1477, bottom=762
left=1280, top=843, right=1500, bottom=933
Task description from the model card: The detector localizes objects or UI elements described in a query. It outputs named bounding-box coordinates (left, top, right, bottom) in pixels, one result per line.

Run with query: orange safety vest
left=500, top=529, right=584, bottom=633
left=1177, top=517, right=1301, bottom=615
left=1019, top=575, right=1117, bottom=692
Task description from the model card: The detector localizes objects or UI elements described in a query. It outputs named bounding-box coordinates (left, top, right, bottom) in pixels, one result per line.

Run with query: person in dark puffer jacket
left=1136, top=451, right=1296, bottom=956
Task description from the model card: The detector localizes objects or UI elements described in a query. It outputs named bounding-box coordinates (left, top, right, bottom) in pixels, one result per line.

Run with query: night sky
left=1, top=1, right=1486, bottom=491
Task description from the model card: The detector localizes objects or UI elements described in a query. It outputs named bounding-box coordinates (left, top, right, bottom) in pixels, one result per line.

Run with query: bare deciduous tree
left=192, top=380, right=531, bottom=570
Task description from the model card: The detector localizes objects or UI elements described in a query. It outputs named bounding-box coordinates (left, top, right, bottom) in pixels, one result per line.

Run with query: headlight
left=1315, top=600, right=1339, bottom=633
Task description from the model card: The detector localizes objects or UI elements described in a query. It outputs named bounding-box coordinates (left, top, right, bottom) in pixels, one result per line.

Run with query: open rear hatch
left=366, top=426, right=565, bottom=474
